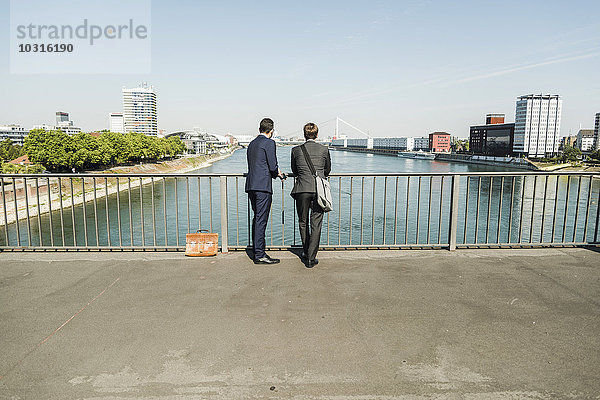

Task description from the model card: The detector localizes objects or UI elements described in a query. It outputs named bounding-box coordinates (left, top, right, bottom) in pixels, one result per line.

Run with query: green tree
left=98, top=131, right=130, bottom=165
left=166, top=136, right=186, bottom=157
left=0, top=139, right=24, bottom=162
left=125, top=132, right=147, bottom=162
left=71, top=132, right=112, bottom=169
left=561, top=145, right=581, bottom=163
left=22, top=129, right=187, bottom=171
left=24, top=129, right=75, bottom=171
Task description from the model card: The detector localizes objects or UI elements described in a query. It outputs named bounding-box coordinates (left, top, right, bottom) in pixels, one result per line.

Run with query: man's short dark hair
left=259, top=118, right=274, bottom=134
left=304, top=123, right=318, bottom=140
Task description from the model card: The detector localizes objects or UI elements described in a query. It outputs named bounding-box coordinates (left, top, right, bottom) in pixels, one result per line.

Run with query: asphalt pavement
left=1, top=248, right=599, bottom=399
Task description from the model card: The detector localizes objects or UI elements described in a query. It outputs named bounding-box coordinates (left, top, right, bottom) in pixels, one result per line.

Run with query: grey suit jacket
left=290, top=141, right=331, bottom=196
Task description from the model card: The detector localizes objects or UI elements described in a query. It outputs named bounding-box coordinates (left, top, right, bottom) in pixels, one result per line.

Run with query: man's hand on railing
left=278, top=169, right=287, bottom=180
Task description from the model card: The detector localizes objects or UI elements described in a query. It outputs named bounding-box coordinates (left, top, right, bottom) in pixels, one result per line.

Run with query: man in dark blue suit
left=246, top=118, right=285, bottom=264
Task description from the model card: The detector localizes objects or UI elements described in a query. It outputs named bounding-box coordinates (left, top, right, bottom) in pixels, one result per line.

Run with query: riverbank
left=530, top=161, right=600, bottom=172
left=331, top=147, right=538, bottom=170
left=0, top=150, right=237, bottom=226
left=434, top=153, right=536, bottom=170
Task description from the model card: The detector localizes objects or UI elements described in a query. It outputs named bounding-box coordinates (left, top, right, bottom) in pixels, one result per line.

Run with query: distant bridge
left=278, top=117, right=372, bottom=140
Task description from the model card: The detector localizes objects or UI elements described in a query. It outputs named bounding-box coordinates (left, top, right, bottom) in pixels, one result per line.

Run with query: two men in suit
left=246, top=119, right=331, bottom=268
left=245, top=118, right=286, bottom=264
left=290, top=123, right=331, bottom=268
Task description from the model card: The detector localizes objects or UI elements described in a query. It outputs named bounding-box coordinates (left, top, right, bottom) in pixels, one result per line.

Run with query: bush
left=1, top=162, right=46, bottom=174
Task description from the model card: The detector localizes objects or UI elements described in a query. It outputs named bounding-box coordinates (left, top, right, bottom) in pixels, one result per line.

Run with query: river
left=1, top=147, right=598, bottom=248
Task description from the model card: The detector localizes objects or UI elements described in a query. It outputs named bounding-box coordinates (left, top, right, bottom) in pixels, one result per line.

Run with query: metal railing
left=0, top=172, right=599, bottom=251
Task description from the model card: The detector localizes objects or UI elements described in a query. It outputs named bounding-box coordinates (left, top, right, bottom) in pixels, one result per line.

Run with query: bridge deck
left=1, top=248, right=599, bottom=398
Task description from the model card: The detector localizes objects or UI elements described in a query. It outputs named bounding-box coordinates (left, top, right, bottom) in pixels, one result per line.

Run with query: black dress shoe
left=305, top=259, right=319, bottom=268
left=265, top=254, right=280, bottom=263
left=254, top=257, right=280, bottom=264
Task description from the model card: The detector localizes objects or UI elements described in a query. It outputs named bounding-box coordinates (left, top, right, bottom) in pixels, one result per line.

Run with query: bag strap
left=300, top=144, right=317, bottom=177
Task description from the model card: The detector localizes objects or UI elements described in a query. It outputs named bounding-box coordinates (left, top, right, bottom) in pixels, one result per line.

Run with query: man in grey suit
left=290, top=123, right=331, bottom=268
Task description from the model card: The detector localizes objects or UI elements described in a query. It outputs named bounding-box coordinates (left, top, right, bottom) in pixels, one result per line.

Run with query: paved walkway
left=0, top=248, right=599, bottom=399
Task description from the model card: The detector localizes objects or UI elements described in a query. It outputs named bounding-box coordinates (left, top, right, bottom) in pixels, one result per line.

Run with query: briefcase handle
left=195, top=229, right=210, bottom=233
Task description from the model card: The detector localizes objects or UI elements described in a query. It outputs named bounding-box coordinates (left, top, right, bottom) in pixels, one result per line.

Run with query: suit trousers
left=294, top=192, right=323, bottom=262
left=248, top=190, right=272, bottom=259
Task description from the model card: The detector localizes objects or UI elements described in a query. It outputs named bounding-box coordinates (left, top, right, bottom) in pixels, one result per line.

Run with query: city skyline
left=2, top=90, right=595, bottom=143
left=1, top=1, right=599, bottom=138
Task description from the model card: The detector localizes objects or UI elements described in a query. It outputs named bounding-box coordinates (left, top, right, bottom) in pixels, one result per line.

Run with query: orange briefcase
left=185, top=230, right=219, bottom=257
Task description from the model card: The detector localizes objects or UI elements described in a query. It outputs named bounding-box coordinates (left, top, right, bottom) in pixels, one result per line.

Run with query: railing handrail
left=1, top=171, right=599, bottom=178
left=1, top=171, right=598, bottom=251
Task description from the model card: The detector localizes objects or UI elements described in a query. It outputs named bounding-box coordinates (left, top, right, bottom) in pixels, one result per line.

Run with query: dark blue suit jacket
left=245, top=134, right=279, bottom=194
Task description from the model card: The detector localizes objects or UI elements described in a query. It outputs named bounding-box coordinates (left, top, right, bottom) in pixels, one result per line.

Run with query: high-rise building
left=513, top=94, right=562, bottom=158
left=429, top=132, right=451, bottom=153
left=594, top=113, right=600, bottom=151
left=109, top=112, right=125, bottom=133
left=576, top=129, right=595, bottom=152
left=52, top=111, right=81, bottom=135
left=486, top=114, right=505, bottom=125
left=122, top=84, right=157, bottom=136
left=56, top=111, right=69, bottom=125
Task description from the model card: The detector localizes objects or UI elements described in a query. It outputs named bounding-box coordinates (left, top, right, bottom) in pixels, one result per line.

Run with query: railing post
left=449, top=175, right=460, bottom=251
left=220, top=176, right=229, bottom=253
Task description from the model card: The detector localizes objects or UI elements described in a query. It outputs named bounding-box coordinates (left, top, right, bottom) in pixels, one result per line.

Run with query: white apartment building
left=109, top=112, right=125, bottom=133
left=0, top=124, right=28, bottom=145
left=167, top=130, right=228, bottom=155
left=122, top=84, right=157, bottom=136
left=333, top=136, right=427, bottom=151
left=413, top=137, right=430, bottom=151
left=576, top=129, right=595, bottom=152
left=347, top=138, right=368, bottom=148
left=331, top=138, right=347, bottom=147
left=56, top=123, right=81, bottom=136
left=32, top=119, right=82, bottom=136
left=30, top=112, right=82, bottom=136
left=513, top=94, right=562, bottom=158
left=373, top=137, right=415, bottom=151
left=594, top=112, right=600, bottom=151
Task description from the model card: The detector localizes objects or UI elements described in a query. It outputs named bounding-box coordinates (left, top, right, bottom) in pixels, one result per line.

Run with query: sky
left=1, top=0, right=599, bottom=139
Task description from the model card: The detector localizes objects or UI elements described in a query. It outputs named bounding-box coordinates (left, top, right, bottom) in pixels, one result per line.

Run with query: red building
left=429, top=132, right=451, bottom=153
left=485, top=113, right=505, bottom=125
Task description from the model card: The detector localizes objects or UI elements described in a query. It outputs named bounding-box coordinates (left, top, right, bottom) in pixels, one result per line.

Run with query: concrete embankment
left=330, top=147, right=399, bottom=156
left=330, top=147, right=539, bottom=169
left=0, top=150, right=236, bottom=226
left=434, top=153, right=538, bottom=170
